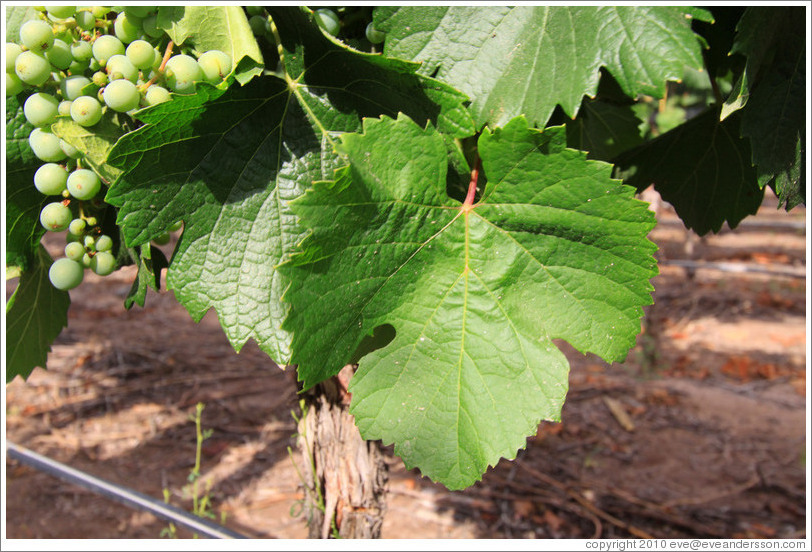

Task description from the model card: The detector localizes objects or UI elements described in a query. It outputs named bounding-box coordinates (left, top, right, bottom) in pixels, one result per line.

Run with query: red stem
left=463, top=155, right=481, bottom=208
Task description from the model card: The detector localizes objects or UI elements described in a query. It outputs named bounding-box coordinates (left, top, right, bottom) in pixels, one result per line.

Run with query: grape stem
left=142, top=40, right=174, bottom=90
left=463, top=155, right=481, bottom=210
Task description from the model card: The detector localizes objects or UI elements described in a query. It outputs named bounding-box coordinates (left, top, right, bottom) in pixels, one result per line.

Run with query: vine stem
left=463, top=155, right=481, bottom=211
left=141, top=40, right=174, bottom=91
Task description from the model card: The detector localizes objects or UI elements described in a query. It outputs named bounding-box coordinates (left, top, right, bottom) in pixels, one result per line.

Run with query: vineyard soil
left=5, top=189, right=806, bottom=539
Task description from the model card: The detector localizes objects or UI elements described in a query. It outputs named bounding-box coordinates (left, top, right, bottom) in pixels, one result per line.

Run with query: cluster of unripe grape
left=246, top=6, right=385, bottom=48
left=7, top=6, right=232, bottom=291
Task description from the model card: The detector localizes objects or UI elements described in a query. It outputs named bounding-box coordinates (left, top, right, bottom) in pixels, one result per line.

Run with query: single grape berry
left=59, top=74, right=91, bottom=101
left=23, top=92, right=59, bottom=127
left=95, top=234, right=113, bottom=252
left=246, top=6, right=265, bottom=16
left=314, top=9, right=340, bottom=36
left=46, top=6, right=76, bottom=20
left=19, top=20, right=55, bottom=52
left=198, top=50, right=232, bottom=83
left=45, top=38, right=74, bottom=69
left=165, top=54, right=202, bottom=94
left=64, top=241, right=86, bottom=261
left=365, top=23, right=386, bottom=44
left=66, top=168, right=101, bottom=200
left=74, top=10, right=96, bottom=31
left=114, top=12, right=143, bottom=44
left=124, top=6, right=154, bottom=19
left=144, top=85, right=170, bottom=106
left=92, top=35, right=125, bottom=64
left=248, top=15, right=269, bottom=36
left=58, top=100, right=73, bottom=116
left=90, top=251, right=116, bottom=276
left=70, top=40, right=93, bottom=62
left=49, top=257, right=84, bottom=290
left=68, top=218, right=86, bottom=236
left=6, top=42, right=23, bottom=71
left=34, top=163, right=69, bottom=195
left=102, top=79, right=140, bottom=111
left=125, top=40, right=156, bottom=70
left=106, top=54, right=138, bottom=82
left=6, top=73, right=25, bottom=96
left=40, top=201, right=72, bottom=232
left=70, top=95, right=103, bottom=127
left=15, top=50, right=52, bottom=86
left=29, top=128, right=67, bottom=162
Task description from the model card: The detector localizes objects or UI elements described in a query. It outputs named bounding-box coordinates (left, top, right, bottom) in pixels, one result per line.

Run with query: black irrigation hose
left=6, top=441, right=248, bottom=539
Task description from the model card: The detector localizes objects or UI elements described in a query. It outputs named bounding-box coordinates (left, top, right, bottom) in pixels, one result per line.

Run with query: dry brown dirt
left=4, top=189, right=807, bottom=539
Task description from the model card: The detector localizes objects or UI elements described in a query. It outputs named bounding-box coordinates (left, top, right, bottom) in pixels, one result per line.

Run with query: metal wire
left=6, top=441, right=247, bottom=539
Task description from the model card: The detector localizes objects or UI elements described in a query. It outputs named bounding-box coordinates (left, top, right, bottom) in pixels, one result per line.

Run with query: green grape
left=106, top=54, right=138, bottom=82
left=70, top=40, right=93, bottom=61
left=58, top=100, right=73, bottom=116
left=90, top=251, right=116, bottom=276
left=68, top=217, right=86, bottom=235
left=81, top=252, right=93, bottom=267
left=70, top=95, right=102, bottom=127
left=92, top=35, right=125, bottom=64
left=64, top=241, right=86, bottom=261
left=15, top=50, right=52, bottom=86
left=59, top=74, right=91, bottom=100
left=102, top=78, right=140, bottom=111
left=66, top=168, right=101, bottom=200
left=124, top=6, right=154, bottom=18
left=125, top=40, right=155, bottom=70
left=68, top=58, right=90, bottom=74
left=165, top=54, right=202, bottom=94
left=114, top=12, right=143, bottom=44
left=60, top=139, right=81, bottom=159
left=6, top=43, right=23, bottom=72
left=45, top=38, right=73, bottom=69
left=314, top=9, right=340, bottom=36
left=89, top=57, right=102, bottom=71
left=245, top=6, right=264, bottom=16
left=47, top=6, right=76, bottom=20
left=20, top=20, right=55, bottom=52
left=34, top=163, right=69, bottom=195
left=29, top=127, right=67, bottom=162
left=92, top=70, right=108, bottom=87
left=83, top=235, right=96, bottom=249
left=91, top=6, right=111, bottom=18
left=141, top=14, right=162, bottom=39
left=152, top=232, right=170, bottom=245
left=23, top=92, right=59, bottom=127
left=197, top=50, right=232, bottom=83
left=75, top=10, right=96, bottom=31
left=6, top=73, right=25, bottom=96
left=144, top=84, right=170, bottom=106
left=95, top=234, right=113, bottom=252
left=248, top=15, right=269, bottom=36
left=365, top=23, right=386, bottom=44
left=49, top=257, right=84, bottom=290
left=40, top=201, right=72, bottom=231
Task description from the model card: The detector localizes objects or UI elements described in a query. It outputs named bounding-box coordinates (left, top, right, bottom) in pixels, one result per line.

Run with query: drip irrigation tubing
left=6, top=441, right=248, bottom=539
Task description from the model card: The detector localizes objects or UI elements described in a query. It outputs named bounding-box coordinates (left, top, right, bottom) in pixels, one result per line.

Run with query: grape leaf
left=123, top=244, right=169, bottom=310
left=375, top=5, right=711, bottom=128
left=282, top=115, right=657, bottom=489
left=5, top=246, right=71, bottom=383
left=566, top=99, right=644, bottom=162
left=156, top=5, right=263, bottom=84
left=106, top=7, right=473, bottom=364
left=616, top=108, right=764, bottom=235
left=52, top=112, right=125, bottom=185
left=5, top=95, right=46, bottom=272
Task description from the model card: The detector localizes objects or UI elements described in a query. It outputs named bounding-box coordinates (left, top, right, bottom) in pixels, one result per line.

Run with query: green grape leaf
left=106, top=6, right=473, bottom=364
left=52, top=112, right=126, bottom=185
left=156, top=5, right=264, bottom=84
left=616, top=108, right=764, bottom=235
left=375, top=5, right=711, bottom=128
left=123, top=244, right=169, bottom=309
left=282, top=115, right=657, bottom=489
left=566, top=99, right=644, bottom=162
left=5, top=246, right=71, bottom=383
left=5, top=95, right=46, bottom=272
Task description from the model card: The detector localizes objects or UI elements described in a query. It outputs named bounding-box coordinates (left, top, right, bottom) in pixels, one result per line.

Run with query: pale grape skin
left=144, top=85, right=170, bottom=106
left=95, top=234, right=113, bottom=252
left=314, top=9, right=340, bottom=36
left=106, top=54, right=139, bottom=82
left=249, top=15, right=269, bottom=36
left=75, top=10, right=96, bottom=31
left=366, top=23, right=386, bottom=45
left=102, top=79, right=140, bottom=112
left=92, top=35, right=125, bottom=64
left=29, top=128, right=67, bottom=162
left=70, top=40, right=93, bottom=61
left=114, top=13, right=143, bottom=44
left=49, top=258, right=84, bottom=290
left=40, top=202, right=72, bottom=232
left=90, top=251, right=116, bottom=276
left=15, top=50, right=52, bottom=86
left=198, top=50, right=232, bottom=83
left=20, top=20, right=55, bottom=52
left=164, top=54, right=202, bottom=94
left=6, top=43, right=23, bottom=72
left=68, top=218, right=86, bottom=236
left=46, top=6, right=76, bottom=19
left=66, top=168, right=101, bottom=200
left=124, top=6, right=154, bottom=19
left=125, top=40, right=156, bottom=70
left=70, top=95, right=103, bottom=127
left=34, top=163, right=69, bottom=195
left=58, top=100, right=73, bottom=116
left=64, top=241, right=86, bottom=262
left=23, top=92, right=59, bottom=127
left=45, top=38, right=74, bottom=69
left=60, top=74, right=91, bottom=100
left=60, top=139, right=82, bottom=159
left=6, top=73, right=25, bottom=96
